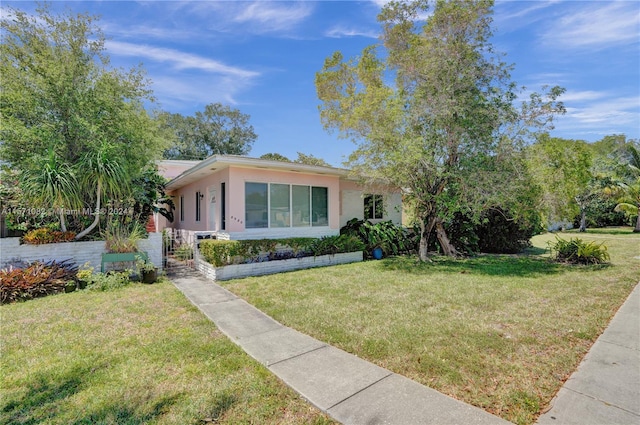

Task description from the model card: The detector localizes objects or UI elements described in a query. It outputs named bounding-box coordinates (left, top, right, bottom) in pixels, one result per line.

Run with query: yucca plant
left=548, top=236, right=610, bottom=265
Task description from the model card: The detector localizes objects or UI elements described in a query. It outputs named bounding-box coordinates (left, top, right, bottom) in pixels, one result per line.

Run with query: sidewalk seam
left=266, top=344, right=329, bottom=367
left=324, top=371, right=394, bottom=412
left=597, top=338, right=640, bottom=352
left=561, top=386, right=640, bottom=417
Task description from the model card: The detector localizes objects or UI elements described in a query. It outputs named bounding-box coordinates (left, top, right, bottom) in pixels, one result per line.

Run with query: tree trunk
left=435, top=219, right=461, bottom=257
left=634, top=207, right=640, bottom=233
left=579, top=208, right=587, bottom=232
left=418, top=214, right=439, bottom=261
left=59, top=208, right=67, bottom=233
left=75, top=182, right=101, bottom=240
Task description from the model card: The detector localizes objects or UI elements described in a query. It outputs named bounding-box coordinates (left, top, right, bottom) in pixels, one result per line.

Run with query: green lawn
left=1, top=281, right=334, bottom=425
left=220, top=229, right=640, bottom=425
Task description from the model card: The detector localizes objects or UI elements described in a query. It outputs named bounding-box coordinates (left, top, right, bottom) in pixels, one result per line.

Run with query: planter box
left=197, top=251, right=363, bottom=281
left=101, top=252, right=147, bottom=272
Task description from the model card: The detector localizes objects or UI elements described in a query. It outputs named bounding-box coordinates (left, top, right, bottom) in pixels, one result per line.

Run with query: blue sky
left=5, top=1, right=640, bottom=166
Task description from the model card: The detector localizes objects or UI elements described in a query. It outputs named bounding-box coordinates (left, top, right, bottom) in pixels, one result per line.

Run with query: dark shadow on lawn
left=1, top=361, right=183, bottom=425
left=379, top=254, right=566, bottom=277
left=70, top=394, right=183, bottom=425
left=1, top=363, right=91, bottom=425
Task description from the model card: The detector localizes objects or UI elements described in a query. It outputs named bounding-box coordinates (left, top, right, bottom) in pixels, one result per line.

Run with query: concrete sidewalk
left=536, top=283, right=640, bottom=425
left=170, top=268, right=510, bottom=425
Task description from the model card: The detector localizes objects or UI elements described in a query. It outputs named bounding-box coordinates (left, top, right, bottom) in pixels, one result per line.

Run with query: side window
left=364, top=194, right=383, bottom=219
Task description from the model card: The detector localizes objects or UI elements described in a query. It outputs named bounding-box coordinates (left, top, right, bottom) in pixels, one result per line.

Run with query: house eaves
left=165, top=155, right=351, bottom=191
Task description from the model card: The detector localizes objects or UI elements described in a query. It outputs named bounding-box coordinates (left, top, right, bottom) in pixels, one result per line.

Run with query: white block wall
left=197, top=251, right=363, bottom=281
left=0, top=233, right=163, bottom=271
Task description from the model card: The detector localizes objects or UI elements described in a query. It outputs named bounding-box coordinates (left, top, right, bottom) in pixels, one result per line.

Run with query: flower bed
left=196, top=235, right=365, bottom=281
left=197, top=251, right=363, bottom=281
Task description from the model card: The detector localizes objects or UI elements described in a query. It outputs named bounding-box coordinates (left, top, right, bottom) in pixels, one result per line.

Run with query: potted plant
left=136, top=255, right=158, bottom=284
left=101, top=221, right=146, bottom=272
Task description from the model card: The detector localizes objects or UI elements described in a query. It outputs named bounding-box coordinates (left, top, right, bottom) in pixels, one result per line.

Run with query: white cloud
left=554, top=94, right=640, bottom=139
left=234, top=1, right=313, bottom=31
left=543, top=2, right=640, bottom=49
left=150, top=74, right=247, bottom=109
left=105, top=40, right=259, bottom=78
left=558, top=90, right=607, bottom=103
left=325, top=26, right=379, bottom=39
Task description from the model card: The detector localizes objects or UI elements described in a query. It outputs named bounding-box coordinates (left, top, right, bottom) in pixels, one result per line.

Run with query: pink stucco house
left=157, top=155, right=402, bottom=240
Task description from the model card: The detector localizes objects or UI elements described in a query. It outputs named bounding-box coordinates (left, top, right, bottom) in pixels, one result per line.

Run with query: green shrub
left=174, top=243, right=194, bottom=261
left=548, top=236, right=610, bottom=265
left=199, top=240, right=239, bottom=267
left=427, top=209, right=542, bottom=255
left=200, top=237, right=363, bottom=266
left=309, top=235, right=365, bottom=256
left=341, top=219, right=415, bottom=257
left=278, top=237, right=315, bottom=255
left=22, top=228, right=76, bottom=245
left=102, top=221, right=146, bottom=253
left=0, top=260, right=79, bottom=303
left=476, top=209, right=542, bottom=254
left=84, top=271, right=133, bottom=291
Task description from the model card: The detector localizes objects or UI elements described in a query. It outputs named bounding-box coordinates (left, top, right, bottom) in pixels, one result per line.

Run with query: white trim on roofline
left=165, top=155, right=350, bottom=191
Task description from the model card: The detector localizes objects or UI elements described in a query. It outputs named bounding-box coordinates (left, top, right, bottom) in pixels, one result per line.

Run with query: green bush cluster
left=548, top=236, right=610, bottom=265
left=340, top=219, right=416, bottom=258
left=174, top=244, right=194, bottom=261
left=308, top=235, right=365, bottom=256
left=198, top=236, right=362, bottom=267
left=83, top=271, right=134, bottom=291
left=427, top=209, right=542, bottom=255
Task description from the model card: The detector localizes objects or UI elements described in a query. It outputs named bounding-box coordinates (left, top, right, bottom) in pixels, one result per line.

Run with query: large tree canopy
left=161, top=103, right=257, bottom=160
left=0, top=4, right=168, bottom=236
left=526, top=135, right=593, bottom=230
left=316, top=0, right=564, bottom=260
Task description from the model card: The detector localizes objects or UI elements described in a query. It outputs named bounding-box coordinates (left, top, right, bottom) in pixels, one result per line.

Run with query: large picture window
left=312, top=187, right=328, bottom=226
left=292, top=185, right=310, bottom=227
left=270, top=184, right=290, bottom=228
left=364, top=194, right=383, bottom=220
left=245, top=183, right=268, bottom=228
left=245, top=182, right=328, bottom=229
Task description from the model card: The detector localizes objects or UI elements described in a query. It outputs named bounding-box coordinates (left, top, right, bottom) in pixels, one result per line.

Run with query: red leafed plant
left=0, top=260, right=79, bottom=304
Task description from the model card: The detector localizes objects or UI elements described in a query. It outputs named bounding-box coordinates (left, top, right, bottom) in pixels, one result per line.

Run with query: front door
left=208, top=188, right=217, bottom=231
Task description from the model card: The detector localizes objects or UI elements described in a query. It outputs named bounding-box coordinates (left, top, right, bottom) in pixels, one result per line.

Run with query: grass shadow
left=201, top=391, right=238, bottom=423
left=1, top=361, right=183, bottom=425
left=1, top=363, right=91, bottom=425
left=379, top=254, right=566, bottom=277
left=71, top=394, right=183, bottom=425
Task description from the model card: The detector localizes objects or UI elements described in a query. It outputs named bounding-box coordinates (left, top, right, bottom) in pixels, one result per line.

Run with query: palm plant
left=614, top=180, right=640, bottom=233
left=20, top=149, right=81, bottom=232
left=75, top=142, right=130, bottom=239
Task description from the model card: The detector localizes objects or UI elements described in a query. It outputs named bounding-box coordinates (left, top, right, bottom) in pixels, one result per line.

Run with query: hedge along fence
left=198, top=235, right=365, bottom=268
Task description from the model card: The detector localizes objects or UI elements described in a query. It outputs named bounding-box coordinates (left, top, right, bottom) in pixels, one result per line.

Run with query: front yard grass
left=1, top=281, right=334, bottom=424
left=220, top=230, right=640, bottom=425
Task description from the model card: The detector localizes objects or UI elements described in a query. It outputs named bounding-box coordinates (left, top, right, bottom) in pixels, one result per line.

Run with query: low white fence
left=0, top=233, right=163, bottom=271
